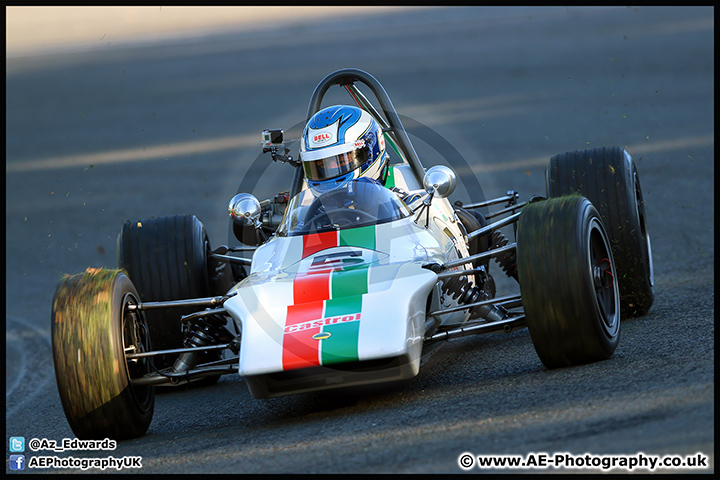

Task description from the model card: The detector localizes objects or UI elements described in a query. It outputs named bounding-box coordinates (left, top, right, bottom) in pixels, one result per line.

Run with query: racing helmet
left=300, top=105, right=388, bottom=194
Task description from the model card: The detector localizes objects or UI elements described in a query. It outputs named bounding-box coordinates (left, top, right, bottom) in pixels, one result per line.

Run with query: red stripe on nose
left=282, top=327, right=322, bottom=370
left=292, top=271, right=330, bottom=306
left=302, top=231, right=337, bottom=258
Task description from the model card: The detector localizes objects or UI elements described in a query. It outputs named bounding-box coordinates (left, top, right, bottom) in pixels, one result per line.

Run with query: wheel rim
left=122, top=292, right=153, bottom=410
left=588, top=219, right=620, bottom=336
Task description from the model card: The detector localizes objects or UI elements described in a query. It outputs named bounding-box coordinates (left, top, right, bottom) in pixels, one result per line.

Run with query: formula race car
left=51, top=69, right=654, bottom=440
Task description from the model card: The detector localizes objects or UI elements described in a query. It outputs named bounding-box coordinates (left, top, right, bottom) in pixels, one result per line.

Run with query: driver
left=300, top=105, right=389, bottom=195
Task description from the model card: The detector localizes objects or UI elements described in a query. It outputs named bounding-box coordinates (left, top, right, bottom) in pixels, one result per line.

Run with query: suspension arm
left=131, top=363, right=238, bottom=387
left=424, top=315, right=526, bottom=344
left=467, top=211, right=522, bottom=240
left=485, top=201, right=528, bottom=220
left=180, top=307, right=228, bottom=325
left=125, top=293, right=235, bottom=311
left=429, top=293, right=523, bottom=317
left=210, top=253, right=252, bottom=266
left=459, top=191, right=519, bottom=210
left=439, top=242, right=517, bottom=271
left=125, top=342, right=231, bottom=360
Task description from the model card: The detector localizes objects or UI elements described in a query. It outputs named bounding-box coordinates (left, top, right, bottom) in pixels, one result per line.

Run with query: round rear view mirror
left=423, top=165, right=457, bottom=198
left=228, top=193, right=261, bottom=227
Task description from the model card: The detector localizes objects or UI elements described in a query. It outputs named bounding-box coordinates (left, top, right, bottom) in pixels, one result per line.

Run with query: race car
left=51, top=68, right=654, bottom=440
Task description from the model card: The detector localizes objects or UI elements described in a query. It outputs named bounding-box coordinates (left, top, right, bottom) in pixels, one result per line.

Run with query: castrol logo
left=313, top=132, right=332, bottom=143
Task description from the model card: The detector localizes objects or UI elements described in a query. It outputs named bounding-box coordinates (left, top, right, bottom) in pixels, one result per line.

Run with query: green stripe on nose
left=321, top=320, right=360, bottom=364
left=339, top=225, right=376, bottom=250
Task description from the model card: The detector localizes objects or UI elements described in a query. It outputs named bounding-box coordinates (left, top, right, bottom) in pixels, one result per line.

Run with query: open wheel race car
left=51, top=68, right=654, bottom=440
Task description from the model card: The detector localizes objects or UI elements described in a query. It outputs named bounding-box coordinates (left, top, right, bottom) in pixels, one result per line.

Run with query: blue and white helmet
left=300, top=105, right=388, bottom=194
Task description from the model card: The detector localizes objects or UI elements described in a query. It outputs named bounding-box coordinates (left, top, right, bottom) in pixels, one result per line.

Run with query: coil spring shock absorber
left=173, top=313, right=233, bottom=373
left=442, top=275, right=482, bottom=305
left=491, top=230, right=518, bottom=280
left=441, top=274, right=508, bottom=321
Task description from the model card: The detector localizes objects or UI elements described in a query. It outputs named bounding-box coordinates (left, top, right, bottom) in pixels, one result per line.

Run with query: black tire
left=117, top=215, right=208, bottom=368
left=517, top=196, right=620, bottom=368
left=117, top=215, right=232, bottom=375
left=546, top=146, right=654, bottom=318
left=51, top=269, right=154, bottom=439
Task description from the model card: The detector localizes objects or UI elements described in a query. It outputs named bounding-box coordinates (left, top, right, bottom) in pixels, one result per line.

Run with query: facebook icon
left=9, top=454, right=25, bottom=470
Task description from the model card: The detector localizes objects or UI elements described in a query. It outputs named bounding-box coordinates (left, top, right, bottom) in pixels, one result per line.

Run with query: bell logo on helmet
left=313, top=132, right=333, bottom=143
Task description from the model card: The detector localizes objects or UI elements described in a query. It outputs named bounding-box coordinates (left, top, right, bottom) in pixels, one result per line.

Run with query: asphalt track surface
left=6, top=6, right=714, bottom=474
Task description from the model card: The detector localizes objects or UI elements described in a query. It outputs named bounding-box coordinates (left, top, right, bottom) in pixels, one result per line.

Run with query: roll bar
left=289, top=69, right=425, bottom=197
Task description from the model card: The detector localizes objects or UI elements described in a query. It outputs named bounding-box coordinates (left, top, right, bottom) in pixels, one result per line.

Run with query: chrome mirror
left=423, top=165, right=456, bottom=198
left=228, top=193, right=261, bottom=227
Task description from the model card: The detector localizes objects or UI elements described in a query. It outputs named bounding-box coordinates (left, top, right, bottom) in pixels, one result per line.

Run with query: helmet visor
left=303, top=148, right=368, bottom=181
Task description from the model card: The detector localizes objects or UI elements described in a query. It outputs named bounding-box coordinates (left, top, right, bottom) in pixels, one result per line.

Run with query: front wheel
left=51, top=268, right=154, bottom=439
left=517, top=196, right=620, bottom=368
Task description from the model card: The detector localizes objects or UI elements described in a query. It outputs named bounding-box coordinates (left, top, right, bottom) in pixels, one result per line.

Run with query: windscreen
left=277, top=178, right=412, bottom=237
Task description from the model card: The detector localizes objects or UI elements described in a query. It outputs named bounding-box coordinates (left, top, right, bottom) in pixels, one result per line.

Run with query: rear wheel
left=517, top=196, right=620, bottom=368
left=51, top=269, right=154, bottom=439
left=117, top=215, right=232, bottom=381
left=546, top=146, right=653, bottom=317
